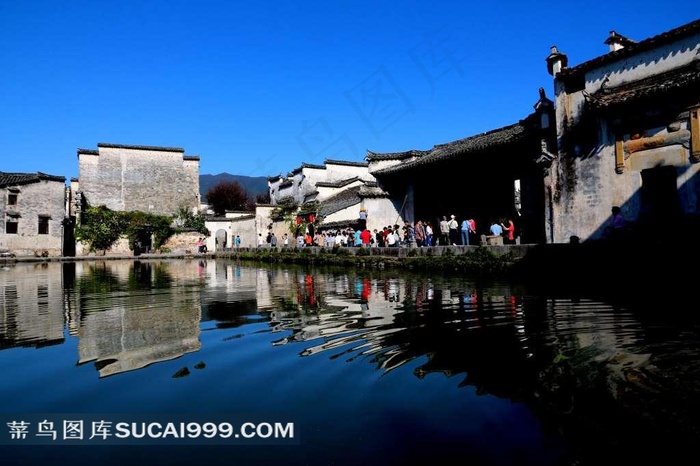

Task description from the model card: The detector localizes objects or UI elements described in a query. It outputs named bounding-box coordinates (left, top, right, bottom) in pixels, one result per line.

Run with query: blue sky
left=1, top=1, right=697, bottom=181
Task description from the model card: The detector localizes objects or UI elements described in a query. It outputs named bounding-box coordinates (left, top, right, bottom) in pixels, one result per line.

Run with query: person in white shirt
left=425, top=223, right=434, bottom=246
left=387, top=230, right=396, bottom=247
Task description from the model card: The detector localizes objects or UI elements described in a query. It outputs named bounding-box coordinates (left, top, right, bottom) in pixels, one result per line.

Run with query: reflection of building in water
left=255, top=268, right=274, bottom=310
left=73, top=260, right=202, bottom=377
left=267, top=274, right=540, bottom=387
left=197, top=262, right=260, bottom=323
left=269, top=276, right=404, bottom=354
left=0, top=263, right=64, bottom=349
left=534, top=297, right=645, bottom=365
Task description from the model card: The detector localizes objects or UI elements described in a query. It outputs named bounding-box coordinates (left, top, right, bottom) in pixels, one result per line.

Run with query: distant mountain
left=199, top=173, right=268, bottom=201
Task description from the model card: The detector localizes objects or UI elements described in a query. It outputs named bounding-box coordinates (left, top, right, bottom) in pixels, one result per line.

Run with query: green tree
left=173, top=205, right=210, bottom=235
left=75, top=206, right=177, bottom=253
left=74, top=206, right=127, bottom=253
left=124, top=211, right=174, bottom=249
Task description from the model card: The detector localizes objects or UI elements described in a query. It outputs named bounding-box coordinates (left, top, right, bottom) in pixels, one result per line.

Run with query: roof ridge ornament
left=604, top=30, right=637, bottom=52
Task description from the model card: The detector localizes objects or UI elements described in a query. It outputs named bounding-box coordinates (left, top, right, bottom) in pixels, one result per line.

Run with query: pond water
left=1, top=259, right=699, bottom=465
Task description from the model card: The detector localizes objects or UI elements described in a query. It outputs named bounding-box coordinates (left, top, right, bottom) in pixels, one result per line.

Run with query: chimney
left=546, top=46, right=568, bottom=76
left=604, top=31, right=636, bottom=52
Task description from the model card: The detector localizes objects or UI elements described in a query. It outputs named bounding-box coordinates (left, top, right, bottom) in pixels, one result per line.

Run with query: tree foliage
left=74, top=206, right=127, bottom=253
left=256, top=191, right=271, bottom=204
left=173, top=205, right=210, bottom=235
left=205, top=180, right=251, bottom=215
left=123, top=210, right=174, bottom=249
left=75, top=206, right=177, bottom=253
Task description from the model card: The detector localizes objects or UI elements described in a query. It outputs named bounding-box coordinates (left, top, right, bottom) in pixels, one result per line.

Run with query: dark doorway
left=640, top=166, right=680, bottom=233
left=62, top=217, right=76, bottom=257
left=133, top=232, right=152, bottom=256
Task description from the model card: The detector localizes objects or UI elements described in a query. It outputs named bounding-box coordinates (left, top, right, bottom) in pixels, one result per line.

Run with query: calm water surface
left=1, top=259, right=699, bottom=465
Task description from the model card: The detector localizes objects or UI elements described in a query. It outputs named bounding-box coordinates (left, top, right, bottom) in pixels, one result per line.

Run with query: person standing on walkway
left=448, top=215, right=459, bottom=245
left=358, top=207, right=368, bottom=231
left=468, top=218, right=476, bottom=245
left=439, top=216, right=449, bottom=246
left=360, top=228, right=372, bottom=247
left=415, top=220, right=426, bottom=247
left=425, top=222, right=433, bottom=246
left=501, top=219, right=515, bottom=244
left=461, top=218, right=470, bottom=246
left=490, top=220, right=503, bottom=237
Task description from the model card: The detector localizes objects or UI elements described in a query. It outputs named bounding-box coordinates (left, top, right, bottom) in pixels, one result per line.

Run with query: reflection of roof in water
left=81, top=338, right=202, bottom=378
left=77, top=289, right=202, bottom=378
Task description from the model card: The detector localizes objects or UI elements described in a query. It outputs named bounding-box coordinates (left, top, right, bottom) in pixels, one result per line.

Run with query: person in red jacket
left=360, top=228, right=372, bottom=247
left=501, top=218, right=515, bottom=244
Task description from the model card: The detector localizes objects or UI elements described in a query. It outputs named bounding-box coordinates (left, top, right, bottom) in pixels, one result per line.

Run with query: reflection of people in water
left=361, top=279, right=371, bottom=302
left=388, top=279, right=399, bottom=302
left=305, top=275, right=316, bottom=307
left=198, top=260, right=206, bottom=277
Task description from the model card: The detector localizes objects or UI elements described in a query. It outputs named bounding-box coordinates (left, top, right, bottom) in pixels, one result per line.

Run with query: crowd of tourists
left=251, top=213, right=518, bottom=250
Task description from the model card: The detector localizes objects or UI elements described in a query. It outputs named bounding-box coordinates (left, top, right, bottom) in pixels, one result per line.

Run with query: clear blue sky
left=1, top=1, right=697, bottom=181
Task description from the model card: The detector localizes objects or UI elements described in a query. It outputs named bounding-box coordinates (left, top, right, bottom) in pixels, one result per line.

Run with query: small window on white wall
left=38, top=216, right=49, bottom=235
left=6, top=221, right=18, bottom=234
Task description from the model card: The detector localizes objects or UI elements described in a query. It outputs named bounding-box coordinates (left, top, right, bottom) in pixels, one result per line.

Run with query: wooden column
left=691, top=107, right=700, bottom=163
left=615, top=136, right=625, bottom=173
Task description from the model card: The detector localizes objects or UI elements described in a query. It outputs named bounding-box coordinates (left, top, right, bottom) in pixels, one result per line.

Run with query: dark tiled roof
left=267, top=174, right=283, bottom=182
left=318, top=219, right=358, bottom=230
left=374, top=123, right=528, bottom=176
left=324, top=159, right=369, bottom=167
left=97, top=142, right=185, bottom=152
left=359, top=185, right=389, bottom=198
left=315, top=176, right=362, bottom=188
left=365, top=149, right=429, bottom=161
left=587, top=61, right=700, bottom=109
left=604, top=30, right=637, bottom=48
left=279, top=179, right=293, bottom=189
left=0, top=171, right=66, bottom=188
left=303, top=191, right=319, bottom=202
left=318, top=185, right=362, bottom=217
left=291, top=162, right=327, bottom=174
left=183, top=155, right=200, bottom=161
left=77, top=148, right=99, bottom=155
left=205, top=214, right=256, bottom=222
left=559, top=18, right=700, bottom=77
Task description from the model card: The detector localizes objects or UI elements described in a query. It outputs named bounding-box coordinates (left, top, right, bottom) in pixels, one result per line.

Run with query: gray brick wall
left=1, top=180, right=66, bottom=256
left=78, top=146, right=200, bottom=216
